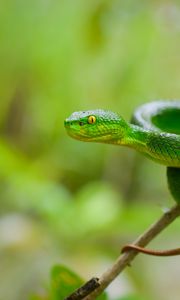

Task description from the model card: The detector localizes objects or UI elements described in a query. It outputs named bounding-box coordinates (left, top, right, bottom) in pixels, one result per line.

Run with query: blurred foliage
left=31, top=264, right=108, bottom=300
left=0, top=1, right=180, bottom=300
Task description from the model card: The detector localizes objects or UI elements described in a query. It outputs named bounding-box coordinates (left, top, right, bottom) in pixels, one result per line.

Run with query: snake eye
left=88, top=115, right=96, bottom=124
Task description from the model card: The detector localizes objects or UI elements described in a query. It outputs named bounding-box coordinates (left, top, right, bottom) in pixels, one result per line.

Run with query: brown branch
left=82, top=204, right=180, bottom=300
left=64, top=278, right=100, bottom=300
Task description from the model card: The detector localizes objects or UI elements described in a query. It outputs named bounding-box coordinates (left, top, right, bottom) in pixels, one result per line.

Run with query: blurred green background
left=0, top=1, right=180, bottom=299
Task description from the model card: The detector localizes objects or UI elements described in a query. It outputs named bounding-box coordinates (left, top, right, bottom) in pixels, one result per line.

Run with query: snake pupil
left=88, top=115, right=96, bottom=124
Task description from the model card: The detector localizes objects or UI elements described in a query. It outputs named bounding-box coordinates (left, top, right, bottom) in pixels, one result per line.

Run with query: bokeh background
left=0, top=1, right=180, bottom=299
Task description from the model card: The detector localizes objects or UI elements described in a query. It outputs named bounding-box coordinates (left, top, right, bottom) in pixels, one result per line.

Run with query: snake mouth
left=65, top=126, right=115, bottom=143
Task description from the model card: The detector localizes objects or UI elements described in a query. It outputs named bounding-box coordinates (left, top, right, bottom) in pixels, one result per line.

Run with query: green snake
left=64, top=101, right=180, bottom=256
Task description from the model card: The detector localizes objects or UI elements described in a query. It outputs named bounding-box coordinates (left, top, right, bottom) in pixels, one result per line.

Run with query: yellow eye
left=88, top=115, right=96, bottom=124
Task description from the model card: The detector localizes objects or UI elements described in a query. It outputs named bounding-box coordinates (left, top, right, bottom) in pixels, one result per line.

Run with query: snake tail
left=121, top=244, right=180, bottom=257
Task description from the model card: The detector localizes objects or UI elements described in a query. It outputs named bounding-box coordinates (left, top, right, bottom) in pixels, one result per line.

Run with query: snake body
left=65, top=101, right=180, bottom=256
left=65, top=100, right=180, bottom=203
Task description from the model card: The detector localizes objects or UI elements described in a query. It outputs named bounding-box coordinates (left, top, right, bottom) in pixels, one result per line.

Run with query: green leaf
left=50, top=265, right=84, bottom=300
left=96, top=291, right=108, bottom=300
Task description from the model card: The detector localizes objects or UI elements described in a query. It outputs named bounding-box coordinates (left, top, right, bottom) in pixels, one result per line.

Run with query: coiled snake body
left=65, top=101, right=180, bottom=256
left=132, top=101, right=180, bottom=203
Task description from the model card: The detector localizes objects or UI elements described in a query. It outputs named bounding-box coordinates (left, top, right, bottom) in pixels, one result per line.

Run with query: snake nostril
left=64, top=120, right=71, bottom=127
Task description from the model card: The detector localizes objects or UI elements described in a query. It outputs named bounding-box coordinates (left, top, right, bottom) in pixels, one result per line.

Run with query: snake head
left=64, top=109, right=128, bottom=144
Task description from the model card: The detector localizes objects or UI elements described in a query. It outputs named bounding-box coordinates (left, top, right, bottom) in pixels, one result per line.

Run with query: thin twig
left=82, top=204, right=180, bottom=300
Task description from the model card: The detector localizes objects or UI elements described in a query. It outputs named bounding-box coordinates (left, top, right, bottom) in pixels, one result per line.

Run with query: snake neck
left=119, top=124, right=161, bottom=163
left=121, top=124, right=180, bottom=167
left=125, top=124, right=149, bottom=150
left=117, top=124, right=149, bottom=153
